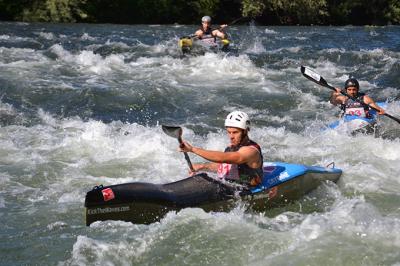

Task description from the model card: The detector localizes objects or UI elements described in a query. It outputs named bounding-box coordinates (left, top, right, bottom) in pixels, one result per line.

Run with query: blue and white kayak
left=85, top=161, right=342, bottom=225
left=328, top=102, right=387, bottom=133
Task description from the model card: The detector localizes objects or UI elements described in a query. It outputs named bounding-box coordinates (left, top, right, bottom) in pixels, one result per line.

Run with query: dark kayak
left=84, top=162, right=342, bottom=226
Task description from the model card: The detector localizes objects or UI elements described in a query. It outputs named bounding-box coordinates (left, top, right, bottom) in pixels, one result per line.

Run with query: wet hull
left=85, top=162, right=342, bottom=225
left=85, top=174, right=236, bottom=225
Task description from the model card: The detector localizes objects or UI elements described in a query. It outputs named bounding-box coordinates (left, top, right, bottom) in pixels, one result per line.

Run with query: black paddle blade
left=161, top=125, right=195, bottom=171
left=161, top=125, right=182, bottom=139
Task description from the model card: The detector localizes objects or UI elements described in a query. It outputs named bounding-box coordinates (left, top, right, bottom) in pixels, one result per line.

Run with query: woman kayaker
left=179, top=111, right=263, bottom=187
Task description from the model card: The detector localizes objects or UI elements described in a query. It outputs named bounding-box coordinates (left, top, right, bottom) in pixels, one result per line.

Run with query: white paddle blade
left=302, top=66, right=321, bottom=82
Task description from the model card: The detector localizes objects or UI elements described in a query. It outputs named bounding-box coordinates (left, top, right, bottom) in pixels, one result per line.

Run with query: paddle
left=162, top=125, right=195, bottom=171
left=226, top=16, right=247, bottom=27
left=300, top=66, right=400, bottom=124
left=180, top=16, right=245, bottom=40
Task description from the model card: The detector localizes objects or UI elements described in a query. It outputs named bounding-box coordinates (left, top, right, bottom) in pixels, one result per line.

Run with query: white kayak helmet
left=201, top=16, right=212, bottom=23
left=225, top=111, right=250, bottom=130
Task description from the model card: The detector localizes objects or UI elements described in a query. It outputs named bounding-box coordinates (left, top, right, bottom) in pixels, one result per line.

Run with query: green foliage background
left=0, top=0, right=399, bottom=25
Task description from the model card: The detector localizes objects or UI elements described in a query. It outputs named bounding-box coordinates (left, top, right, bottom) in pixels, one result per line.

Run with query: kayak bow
left=179, top=36, right=230, bottom=54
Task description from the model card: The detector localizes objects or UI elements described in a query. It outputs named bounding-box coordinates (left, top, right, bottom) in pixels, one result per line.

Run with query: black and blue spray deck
left=85, top=162, right=342, bottom=225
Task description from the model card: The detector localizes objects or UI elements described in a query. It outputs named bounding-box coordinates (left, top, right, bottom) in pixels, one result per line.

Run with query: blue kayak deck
left=250, top=162, right=342, bottom=193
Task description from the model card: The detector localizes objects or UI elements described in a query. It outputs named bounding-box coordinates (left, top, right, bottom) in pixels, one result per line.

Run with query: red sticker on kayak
left=102, top=188, right=115, bottom=201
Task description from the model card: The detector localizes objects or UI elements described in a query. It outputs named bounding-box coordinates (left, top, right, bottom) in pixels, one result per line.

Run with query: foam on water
left=0, top=47, right=42, bottom=64
left=244, top=37, right=267, bottom=54
left=25, top=42, right=269, bottom=94
left=80, top=32, right=96, bottom=41
left=62, top=186, right=400, bottom=265
left=49, top=44, right=126, bottom=75
left=268, top=46, right=303, bottom=54
left=260, top=200, right=400, bottom=264
left=0, top=34, right=10, bottom=40
left=1, top=22, right=400, bottom=265
left=37, top=31, right=55, bottom=40
left=264, top=28, right=278, bottom=34
left=65, top=206, right=284, bottom=265
left=0, top=34, right=32, bottom=42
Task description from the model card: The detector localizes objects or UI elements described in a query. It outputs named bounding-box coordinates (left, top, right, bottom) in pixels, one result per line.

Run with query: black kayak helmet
left=344, top=78, right=359, bottom=89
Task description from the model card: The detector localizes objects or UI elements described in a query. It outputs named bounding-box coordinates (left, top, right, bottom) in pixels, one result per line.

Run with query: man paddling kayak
left=179, top=111, right=263, bottom=187
left=194, top=16, right=228, bottom=44
left=330, top=78, right=385, bottom=117
left=179, top=15, right=229, bottom=54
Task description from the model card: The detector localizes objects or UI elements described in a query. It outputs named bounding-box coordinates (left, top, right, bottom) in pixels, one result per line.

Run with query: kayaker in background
left=330, top=78, right=385, bottom=117
left=194, top=16, right=227, bottom=42
left=179, top=111, right=263, bottom=187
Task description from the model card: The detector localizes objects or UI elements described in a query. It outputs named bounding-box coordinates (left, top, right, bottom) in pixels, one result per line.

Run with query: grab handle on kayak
left=326, top=162, right=335, bottom=169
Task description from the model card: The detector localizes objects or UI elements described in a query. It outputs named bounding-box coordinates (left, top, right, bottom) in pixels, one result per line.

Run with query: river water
left=1, top=22, right=400, bottom=265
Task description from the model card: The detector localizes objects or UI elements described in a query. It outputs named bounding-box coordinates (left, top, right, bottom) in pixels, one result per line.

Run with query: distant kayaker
left=179, top=111, right=263, bottom=187
left=330, top=78, right=385, bottom=117
left=194, top=16, right=227, bottom=42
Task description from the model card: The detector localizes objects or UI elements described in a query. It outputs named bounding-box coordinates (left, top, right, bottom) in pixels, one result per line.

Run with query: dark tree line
left=0, top=0, right=399, bottom=25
